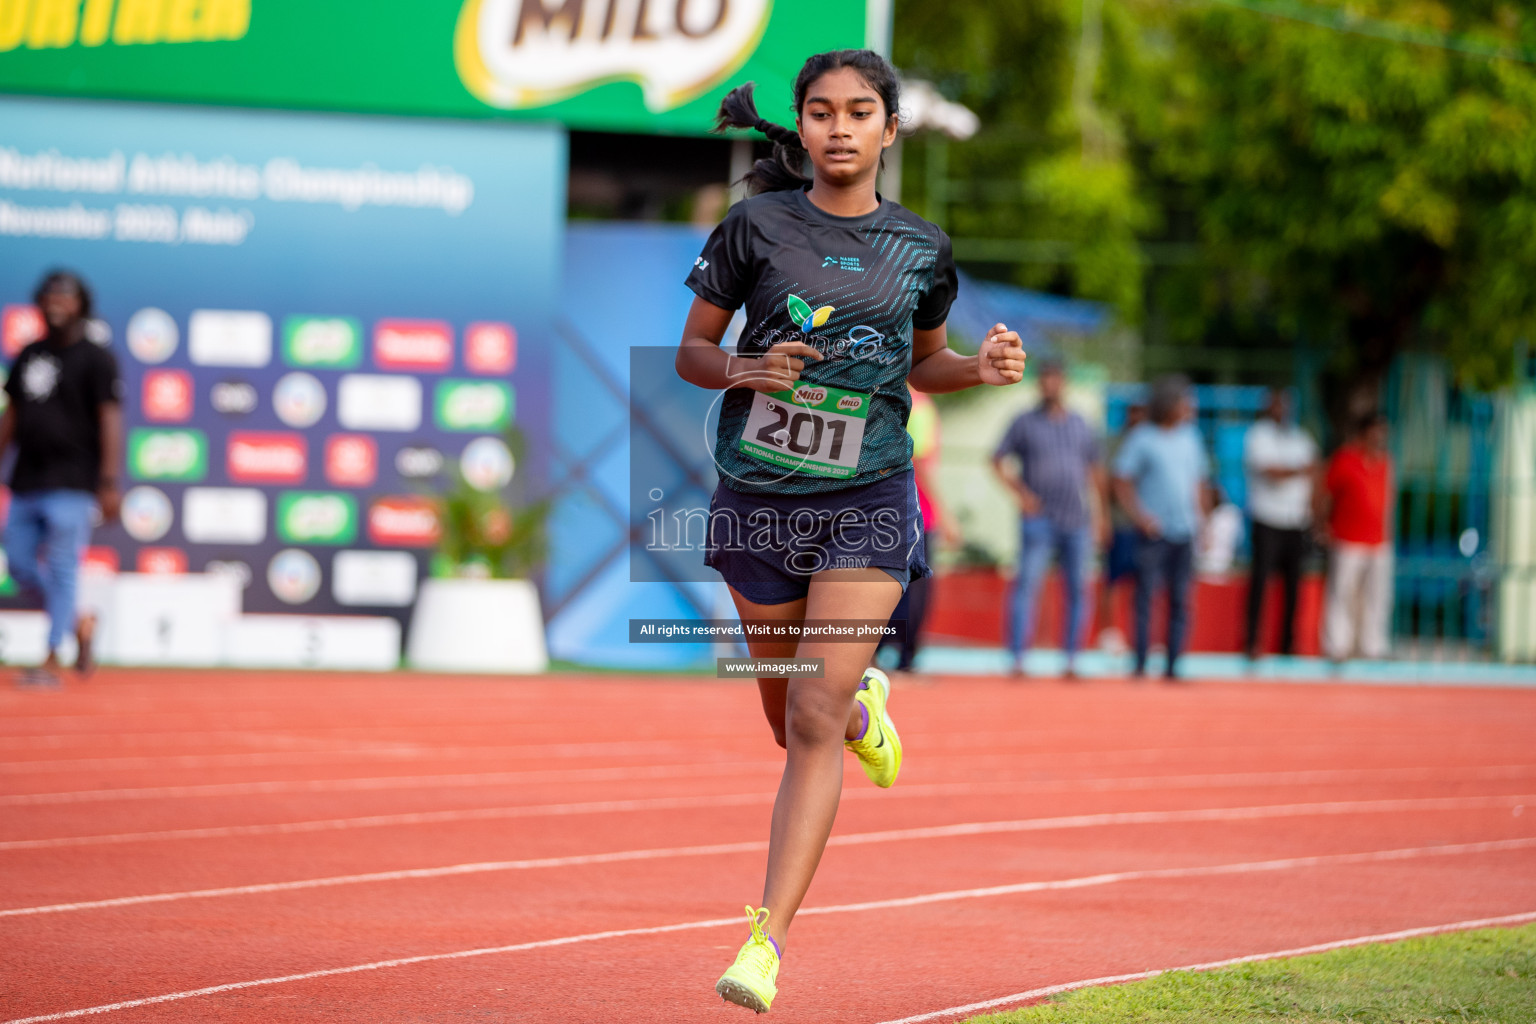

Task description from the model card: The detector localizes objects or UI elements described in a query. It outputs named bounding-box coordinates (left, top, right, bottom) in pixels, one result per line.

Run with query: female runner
left=675, top=49, right=1025, bottom=1013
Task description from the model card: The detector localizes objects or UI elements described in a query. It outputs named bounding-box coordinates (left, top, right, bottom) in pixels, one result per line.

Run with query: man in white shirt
left=1243, top=388, right=1316, bottom=659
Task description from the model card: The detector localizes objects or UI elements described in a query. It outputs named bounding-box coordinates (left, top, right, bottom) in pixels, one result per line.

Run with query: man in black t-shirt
left=0, top=271, right=123, bottom=686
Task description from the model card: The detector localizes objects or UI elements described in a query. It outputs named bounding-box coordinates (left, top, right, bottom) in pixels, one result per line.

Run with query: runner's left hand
left=978, top=324, right=1025, bottom=386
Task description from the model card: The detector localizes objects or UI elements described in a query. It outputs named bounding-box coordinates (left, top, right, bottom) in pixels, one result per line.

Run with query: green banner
left=435, top=379, right=513, bottom=431
left=128, top=427, right=208, bottom=482
left=277, top=492, right=358, bottom=545
left=0, top=0, right=872, bottom=133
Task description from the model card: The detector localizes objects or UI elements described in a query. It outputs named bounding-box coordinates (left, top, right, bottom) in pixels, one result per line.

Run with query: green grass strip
left=967, top=923, right=1536, bottom=1023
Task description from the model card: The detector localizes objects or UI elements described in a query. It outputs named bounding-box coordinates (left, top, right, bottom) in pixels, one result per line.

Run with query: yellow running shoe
left=846, top=667, right=902, bottom=788
left=716, top=906, right=779, bottom=1013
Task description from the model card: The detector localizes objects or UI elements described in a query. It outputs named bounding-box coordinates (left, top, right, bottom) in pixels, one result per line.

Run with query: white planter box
left=105, top=572, right=242, bottom=666
left=0, top=611, right=59, bottom=666
left=406, top=578, right=548, bottom=673
left=225, top=615, right=402, bottom=670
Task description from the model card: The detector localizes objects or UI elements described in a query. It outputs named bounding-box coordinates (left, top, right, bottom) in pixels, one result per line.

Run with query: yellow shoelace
left=743, top=905, right=775, bottom=959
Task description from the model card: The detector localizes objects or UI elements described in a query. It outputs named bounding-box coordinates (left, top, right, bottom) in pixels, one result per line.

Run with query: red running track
left=2, top=670, right=1535, bottom=1023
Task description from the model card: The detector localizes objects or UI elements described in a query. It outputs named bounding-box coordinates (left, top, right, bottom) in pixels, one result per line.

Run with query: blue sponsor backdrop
left=0, top=96, right=565, bottom=622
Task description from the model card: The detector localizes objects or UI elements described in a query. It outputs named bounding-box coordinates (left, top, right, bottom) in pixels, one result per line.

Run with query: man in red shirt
left=1316, top=412, right=1394, bottom=660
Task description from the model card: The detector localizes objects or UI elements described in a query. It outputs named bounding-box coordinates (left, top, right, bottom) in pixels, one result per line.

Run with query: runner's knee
left=783, top=689, right=852, bottom=748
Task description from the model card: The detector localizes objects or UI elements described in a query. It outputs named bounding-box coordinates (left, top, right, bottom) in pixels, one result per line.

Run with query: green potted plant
left=406, top=429, right=552, bottom=673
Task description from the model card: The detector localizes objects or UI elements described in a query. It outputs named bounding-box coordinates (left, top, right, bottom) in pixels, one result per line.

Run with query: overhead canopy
left=946, top=269, right=1109, bottom=356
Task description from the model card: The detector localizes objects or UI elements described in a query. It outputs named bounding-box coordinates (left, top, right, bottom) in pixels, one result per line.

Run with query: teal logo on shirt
left=821, top=256, right=864, bottom=272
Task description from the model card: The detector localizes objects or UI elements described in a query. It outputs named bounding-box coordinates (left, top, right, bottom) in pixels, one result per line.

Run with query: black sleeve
left=90, top=347, right=123, bottom=407
left=913, top=230, right=958, bottom=331
left=3, top=351, right=21, bottom=402
left=685, top=200, right=755, bottom=310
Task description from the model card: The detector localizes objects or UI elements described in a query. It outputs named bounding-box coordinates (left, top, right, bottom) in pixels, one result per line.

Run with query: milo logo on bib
left=739, top=382, right=871, bottom=479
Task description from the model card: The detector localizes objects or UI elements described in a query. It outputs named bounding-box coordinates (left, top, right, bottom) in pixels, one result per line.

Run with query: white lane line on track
left=7, top=762, right=1534, bottom=807
left=2, top=791, right=1531, bottom=853
left=875, top=910, right=1536, bottom=1024
left=0, top=760, right=786, bottom=805
left=4, top=849, right=1533, bottom=1024
left=0, top=736, right=1488, bottom=774
left=0, top=740, right=720, bottom=774
left=4, top=830, right=1532, bottom=920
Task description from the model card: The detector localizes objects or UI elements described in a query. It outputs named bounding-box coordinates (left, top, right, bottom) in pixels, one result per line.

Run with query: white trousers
left=1323, top=541, right=1394, bottom=660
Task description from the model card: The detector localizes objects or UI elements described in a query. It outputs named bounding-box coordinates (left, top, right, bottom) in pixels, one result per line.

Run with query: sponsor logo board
left=367, top=496, right=441, bottom=547
left=121, top=485, right=174, bottom=542
left=268, top=549, right=322, bottom=605
left=210, top=380, right=258, bottom=416
left=227, top=431, right=308, bottom=484
left=277, top=492, right=358, bottom=545
left=128, top=428, right=207, bottom=481
left=273, top=371, right=327, bottom=428
left=333, top=550, right=418, bottom=607
left=205, top=559, right=254, bottom=590
left=137, top=547, right=188, bottom=574
left=325, top=435, right=378, bottom=487
left=183, top=487, right=267, bottom=544
left=2, top=304, right=45, bottom=358
left=373, top=319, right=453, bottom=372
left=460, top=436, right=514, bottom=491
left=435, top=380, right=512, bottom=431
left=83, top=546, right=121, bottom=573
left=465, top=322, right=516, bottom=375
left=395, top=445, right=444, bottom=480
left=283, top=316, right=362, bottom=368
left=189, top=309, right=272, bottom=367
left=142, top=369, right=194, bottom=422
left=126, top=307, right=178, bottom=364
left=337, top=375, right=422, bottom=431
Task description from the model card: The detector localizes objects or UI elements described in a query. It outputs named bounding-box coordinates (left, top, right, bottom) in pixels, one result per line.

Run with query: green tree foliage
left=1158, top=0, right=1536, bottom=393
left=895, top=0, right=1536, bottom=392
left=895, top=0, right=1152, bottom=319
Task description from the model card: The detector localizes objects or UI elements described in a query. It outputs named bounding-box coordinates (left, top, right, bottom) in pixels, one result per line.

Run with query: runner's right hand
left=730, top=341, right=824, bottom=393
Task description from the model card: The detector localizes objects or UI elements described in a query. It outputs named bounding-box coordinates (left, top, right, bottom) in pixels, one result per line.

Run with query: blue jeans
left=4, top=490, right=96, bottom=651
left=1133, top=535, right=1195, bottom=676
left=1007, top=517, right=1091, bottom=660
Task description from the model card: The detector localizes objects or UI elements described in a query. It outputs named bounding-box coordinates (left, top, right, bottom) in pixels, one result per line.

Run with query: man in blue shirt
left=992, top=358, right=1104, bottom=677
left=1112, top=374, right=1211, bottom=679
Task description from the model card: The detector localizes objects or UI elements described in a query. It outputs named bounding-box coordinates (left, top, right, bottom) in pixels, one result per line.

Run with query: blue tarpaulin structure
left=945, top=269, right=1109, bottom=355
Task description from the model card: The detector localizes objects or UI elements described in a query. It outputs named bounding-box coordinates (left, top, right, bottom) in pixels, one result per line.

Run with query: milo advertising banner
left=0, top=94, right=563, bottom=620
left=0, top=0, right=875, bottom=133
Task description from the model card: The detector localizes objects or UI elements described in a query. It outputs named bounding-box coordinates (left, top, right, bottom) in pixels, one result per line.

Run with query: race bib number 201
left=738, top=383, right=870, bottom=479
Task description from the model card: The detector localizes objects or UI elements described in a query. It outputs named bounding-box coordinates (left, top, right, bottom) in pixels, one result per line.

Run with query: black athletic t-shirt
left=686, top=188, right=957, bottom=495
left=5, top=329, right=122, bottom=494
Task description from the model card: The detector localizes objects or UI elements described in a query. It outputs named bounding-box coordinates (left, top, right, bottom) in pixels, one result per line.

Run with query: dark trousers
left=880, top=530, right=932, bottom=670
left=1133, top=536, right=1194, bottom=676
left=1245, top=521, right=1307, bottom=656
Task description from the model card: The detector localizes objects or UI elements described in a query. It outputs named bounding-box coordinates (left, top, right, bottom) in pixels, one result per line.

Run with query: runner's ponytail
left=714, top=50, right=902, bottom=197
left=714, top=82, right=812, bottom=195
